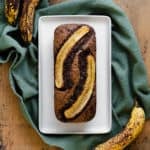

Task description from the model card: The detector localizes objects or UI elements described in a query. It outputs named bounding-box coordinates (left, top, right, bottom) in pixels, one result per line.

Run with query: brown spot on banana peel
left=19, top=0, right=39, bottom=43
left=55, top=25, right=90, bottom=89
left=95, top=106, right=145, bottom=150
left=5, top=0, right=20, bottom=24
left=64, top=55, right=95, bottom=119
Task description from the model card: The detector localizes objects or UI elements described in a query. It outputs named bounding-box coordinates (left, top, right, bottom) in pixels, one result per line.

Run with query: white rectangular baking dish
left=38, top=15, right=111, bottom=134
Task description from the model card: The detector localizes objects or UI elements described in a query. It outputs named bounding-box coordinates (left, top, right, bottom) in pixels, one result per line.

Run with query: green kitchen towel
left=0, top=0, right=150, bottom=149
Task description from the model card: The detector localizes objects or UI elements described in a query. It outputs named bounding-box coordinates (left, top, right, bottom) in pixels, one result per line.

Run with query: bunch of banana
left=95, top=105, right=145, bottom=150
left=5, top=0, right=39, bottom=43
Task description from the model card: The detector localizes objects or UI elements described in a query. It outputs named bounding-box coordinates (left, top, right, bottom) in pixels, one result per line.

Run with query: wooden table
left=0, top=0, right=150, bottom=149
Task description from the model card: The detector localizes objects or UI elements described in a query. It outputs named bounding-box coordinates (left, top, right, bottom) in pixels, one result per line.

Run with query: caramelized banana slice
left=64, top=55, right=95, bottom=119
left=55, top=25, right=90, bottom=88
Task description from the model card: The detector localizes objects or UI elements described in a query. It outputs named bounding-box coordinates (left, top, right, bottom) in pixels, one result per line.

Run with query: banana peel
left=5, top=0, right=20, bottom=25
left=19, top=0, right=39, bottom=43
left=95, top=105, right=145, bottom=150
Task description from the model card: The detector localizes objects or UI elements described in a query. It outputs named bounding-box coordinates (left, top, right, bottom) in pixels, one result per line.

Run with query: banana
left=5, top=0, right=20, bottom=24
left=95, top=105, right=145, bottom=150
left=55, top=25, right=90, bottom=89
left=19, top=0, right=39, bottom=43
left=64, top=55, right=95, bottom=119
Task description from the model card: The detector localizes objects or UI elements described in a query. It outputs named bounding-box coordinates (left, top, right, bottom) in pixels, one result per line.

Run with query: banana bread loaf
left=54, top=24, right=96, bottom=122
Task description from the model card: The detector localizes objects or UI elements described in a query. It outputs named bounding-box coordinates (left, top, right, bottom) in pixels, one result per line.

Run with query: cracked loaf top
left=54, top=24, right=96, bottom=122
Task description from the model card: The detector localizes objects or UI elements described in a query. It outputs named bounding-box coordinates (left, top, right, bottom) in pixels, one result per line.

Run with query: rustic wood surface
left=0, top=0, right=150, bottom=149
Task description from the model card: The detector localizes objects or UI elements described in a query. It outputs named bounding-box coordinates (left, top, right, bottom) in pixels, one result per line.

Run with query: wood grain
left=0, top=0, right=150, bottom=149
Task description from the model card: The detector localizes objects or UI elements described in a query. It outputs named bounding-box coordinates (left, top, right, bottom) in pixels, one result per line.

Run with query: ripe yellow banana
left=5, top=0, right=20, bottom=24
left=95, top=105, right=145, bottom=150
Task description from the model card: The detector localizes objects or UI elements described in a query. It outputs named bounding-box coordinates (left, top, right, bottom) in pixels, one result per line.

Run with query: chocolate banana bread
left=54, top=24, right=96, bottom=122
